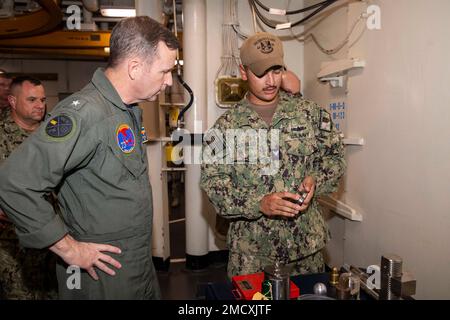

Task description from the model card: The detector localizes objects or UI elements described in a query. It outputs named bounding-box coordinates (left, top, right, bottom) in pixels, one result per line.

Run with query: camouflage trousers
left=227, top=249, right=325, bottom=279
left=0, top=237, right=58, bottom=300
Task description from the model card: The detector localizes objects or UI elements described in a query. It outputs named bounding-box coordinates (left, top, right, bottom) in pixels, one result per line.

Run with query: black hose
left=249, top=0, right=338, bottom=29
left=290, top=0, right=338, bottom=28
left=176, top=73, right=194, bottom=126
left=250, top=0, right=278, bottom=29
left=253, top=0, right=332, bottom=15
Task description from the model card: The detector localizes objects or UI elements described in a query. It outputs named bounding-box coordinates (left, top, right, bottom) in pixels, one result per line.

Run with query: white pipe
left=183, top=0, right=209, bottom=261
left=136, top=0, right=163, bottom=21
left=81, top=0, right=99, bottom=12
left=83, top=7, right=93, bottom=24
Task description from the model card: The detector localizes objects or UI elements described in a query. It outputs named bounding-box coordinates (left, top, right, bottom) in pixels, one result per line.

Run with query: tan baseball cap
left=240, top=32, right=285, bottom=77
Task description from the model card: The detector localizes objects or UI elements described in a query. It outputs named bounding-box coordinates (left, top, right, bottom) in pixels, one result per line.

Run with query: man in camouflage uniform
left=200, top=32, right=346, bottom=278
left=0, top=70, right=12, bottom=112
left=0, top=76, right=58, bottom=299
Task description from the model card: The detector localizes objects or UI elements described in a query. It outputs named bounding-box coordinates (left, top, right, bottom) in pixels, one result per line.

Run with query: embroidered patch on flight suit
left=319, top=110, right=332, bottom=132
left=45, top=115, right=74, bottom=138
left=116, top=124, right=135, bottom=153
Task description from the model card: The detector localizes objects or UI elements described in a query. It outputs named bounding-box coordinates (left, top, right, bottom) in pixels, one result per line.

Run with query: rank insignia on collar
left=116, top=124, right=135, bottom=154
left=45, top=115, right=74, bottom=138
left=319, top=110, right=332, bottom=132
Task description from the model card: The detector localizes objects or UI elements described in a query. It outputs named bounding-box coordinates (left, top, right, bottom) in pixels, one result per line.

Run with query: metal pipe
left=183, top=0, right=208, bottom=268
left=81, top=0, right=99, bottom=12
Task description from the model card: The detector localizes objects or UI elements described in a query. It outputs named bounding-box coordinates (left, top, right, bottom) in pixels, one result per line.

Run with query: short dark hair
left=10, top=76, right=42, bottom=93
left=108, top=16, right=179, bottom=68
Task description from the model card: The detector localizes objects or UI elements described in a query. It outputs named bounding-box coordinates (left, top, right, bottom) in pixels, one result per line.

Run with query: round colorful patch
left=116, top=124, right=135, bottom=154
left=45, top=115, right=73, bottom=138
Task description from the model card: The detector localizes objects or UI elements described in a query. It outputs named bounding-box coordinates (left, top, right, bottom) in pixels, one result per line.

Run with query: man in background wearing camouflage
left=0, top=70, right=13, bottom=113
left=0, top=76, right=58, bottom=299
left=201, top=32, right=346, bottom=278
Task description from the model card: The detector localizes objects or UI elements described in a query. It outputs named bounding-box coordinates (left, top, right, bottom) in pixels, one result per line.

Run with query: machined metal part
left=336, top=272, right=361, bottom=300
left=283, top=191, right=308, bottom=207
left=344, top=260, right=415, bottom=300
left=313, top=282, right=327, bottom=296
left=297, top=191, right=308, bottom=205
left=263, top=262, right=291, bottom=300
left=391, top=271, right=416, bottom=298
left=381, top=254, right=403, bottom=278
left=343, top=265, right=379, bottom=300
left=330, top=267, right=339, bottom=286
left=336, top=285, right=351, bottom=300
left=380, top=254, right=403, bottom=300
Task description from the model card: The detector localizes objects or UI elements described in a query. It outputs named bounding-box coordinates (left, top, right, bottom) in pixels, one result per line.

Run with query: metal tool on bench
left=335, top=271, right=360, bottom=300
left=263, top=262, right=292, bottom=300
left=341, top=254, right=416, bottom=300
left=380, top=254, right=417, bottom=300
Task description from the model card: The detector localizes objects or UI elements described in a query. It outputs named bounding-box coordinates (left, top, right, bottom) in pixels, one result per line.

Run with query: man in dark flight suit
left=0, top=17, right=179, bottom=299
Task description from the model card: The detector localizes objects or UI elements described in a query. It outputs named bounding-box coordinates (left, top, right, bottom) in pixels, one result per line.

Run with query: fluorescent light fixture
left=100, top=7, right=136, bottom=17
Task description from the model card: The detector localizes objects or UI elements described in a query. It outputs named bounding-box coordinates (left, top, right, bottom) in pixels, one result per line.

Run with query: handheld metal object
left=297, top=191, right=308, bottom=205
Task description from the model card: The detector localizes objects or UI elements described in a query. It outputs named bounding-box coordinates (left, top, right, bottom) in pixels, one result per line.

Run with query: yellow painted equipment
left=165, top=142, right=183, bottom=166
left=0, top=30, right=111, bottom=58
left=0, top=30, right=110, bottom=48
left=168, top=107, right=180, bottom=128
